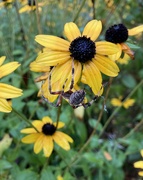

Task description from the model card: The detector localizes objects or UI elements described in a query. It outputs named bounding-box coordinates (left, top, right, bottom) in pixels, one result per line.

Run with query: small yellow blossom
left=111, top=96, right=135, bottom=109
left=21, top=116, right=73, bottom=157
left=134, top=150, right=143, bottom=177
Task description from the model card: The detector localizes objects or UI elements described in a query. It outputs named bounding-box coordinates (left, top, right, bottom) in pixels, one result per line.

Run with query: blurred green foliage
left=0, top=0, right=143, bottom=179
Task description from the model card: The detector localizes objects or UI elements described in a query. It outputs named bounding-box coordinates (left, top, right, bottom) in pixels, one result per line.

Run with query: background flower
left=21, top=116, right=73, bottom=157
left=0, top=56, right=23, bottom=113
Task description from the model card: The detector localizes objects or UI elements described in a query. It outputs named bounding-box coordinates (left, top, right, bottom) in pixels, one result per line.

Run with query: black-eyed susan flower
left=34, top=20, right=120, bottom=95
left=0, top=56, right=23, bottom=113
left=105, top=23, right=143, bottom=60
left=134, top=150, right=143, bottom=177
left=19, top=0, right=44, bottom=13
left=111, top=96, right=135, bottom=109
left=21, top=116, right=73, bottom=157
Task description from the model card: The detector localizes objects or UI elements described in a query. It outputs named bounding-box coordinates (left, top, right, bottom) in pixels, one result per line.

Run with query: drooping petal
left=53, top=131, right=73, bottom=150
left=82, top=20, right=102, bottom=41
left=34, top=134, right=44, bottom=154
left=93, top=55, right=119, bottom=77
left=128, top=25, right=143, bottom=36
left=39, top=79, right=59, bottom=103
left=96, top=41, right=120, bottom=55
left=82, top=61, right=102, bottom=95
left=42, top=116, right=53, bottom=124
left=35, top=35, right=70, bottom=51
left=108, top=44, right=122, bottom=61
left=21, top=133, right=40, bottom=144
left=116, top=53, right=130, bottom=65
left=0, top=56, right=6, bottom=66
left=51, top=59, right=82, bottom=92
left=36, top=51, right=71, bottom=66
left=0, top=98, right=12, bottom=113
left=43, top=136, right=54, bottom=157
left=134, top=161, right=143, bottom=169
left=120, top=43, right=135, bottom=60
left=35, top=72, right=49, bottom=82
left=64, top=22, right=81, bottom=42
left=0, top=83, right=23, bottom=99
left=30, top=61, right=50, bottom=72
left=20, top=128, right=37, bottom=134
left=0, top=62, right=20, bottom=78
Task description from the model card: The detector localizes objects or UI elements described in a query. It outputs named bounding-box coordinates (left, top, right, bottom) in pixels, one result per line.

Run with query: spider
left=42, top=59, right=102, bottom=109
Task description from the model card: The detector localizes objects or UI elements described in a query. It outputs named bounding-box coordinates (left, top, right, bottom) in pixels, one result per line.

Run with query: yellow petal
left=35, top=35, right=70, bottom=51
left=138, top=171, right=143, bottom=176
left=82, top=61, right=102, bottom=95
left=21, top=133, right=40, bottom=144
left=20, top=128, right=37, bottom=134
left=32, top=120, right=43, bottom=132
left=34, top=134, right=44, bottom=154
left=141, top=150, right=143, bottom=157
left=128, top=25, right=143, bottom=36
left=43, top=136, right=53, bottom=157
left=0, top=83, right=23, bottom=99
left=108, top=44, right=122, bottom=61
left=39, top=79, right=59, bottom=103
left=53, top=122, right=65, bottom=129
left=111, top=98, right=122, bottom=107
left=51, top=59, right=82, bottom=92
left=19, top=5, right=35, bottom=13
left=0, top=62, right=20, bottom=79
left=42, top=116, right=53, bottom=124
left=64, top=22, right=81, bottom=42
left=36, top=51, right=70, bottom=66
left=82, top=20, right=102, bottom=41
left=30, top=61, right=50, bottom=72
left=35, top=72, right=49, bottom=82
left=53, top=131, right=73, bottom=150
left=116, top=53, right=130, bottom=65
left=0, top=56, right=6, bottom=66
left=96, top=42, right=120, bottom=55
left=0, top=98, right=12, bottom=113
left=93, top=55, right=119, bottom=77
left=134, top=161, right=143, bottom=169
left=123, top=99, right=135, bottom=109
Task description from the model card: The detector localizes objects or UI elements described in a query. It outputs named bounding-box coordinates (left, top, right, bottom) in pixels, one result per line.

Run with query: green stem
left=99, top=79, right=143, bottom=137
left=12, top=108, right=38, bottom=132
left=35, top=0, right=42, bottom=34
left=73, top=0, right=86, bottom=22
left=123, top=118, right=143, bottom=139
left=56, top=105, right=62, bottom=129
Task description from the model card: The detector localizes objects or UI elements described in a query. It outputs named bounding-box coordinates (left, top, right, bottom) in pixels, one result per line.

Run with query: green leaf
left=40, top=167, right=55, bottom=180
left=121, top=74, right=137, bottom=88
left=0, top=160, right=12, bottom=170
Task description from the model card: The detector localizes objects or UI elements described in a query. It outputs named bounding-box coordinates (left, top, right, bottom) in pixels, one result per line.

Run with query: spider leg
left=82, top=95, right=99, bottom=108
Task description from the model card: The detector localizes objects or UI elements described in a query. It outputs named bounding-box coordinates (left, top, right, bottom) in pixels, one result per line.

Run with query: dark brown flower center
left=28, top=0, right=36, bottom=6
left=42, top=123, right=56, bottom=135
left=69, top=36, right=96, bottom=63
left=105, top=24, right=128, bottom=43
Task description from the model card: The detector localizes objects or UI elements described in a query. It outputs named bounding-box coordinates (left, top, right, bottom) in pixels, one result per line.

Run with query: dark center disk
left=69, top=36, right=96, bottom=63
left=42, top=123, right=56, bottom=135
left=28, top=0, right=36, bottom=6
left=105, top=24, right=128, bottom=43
